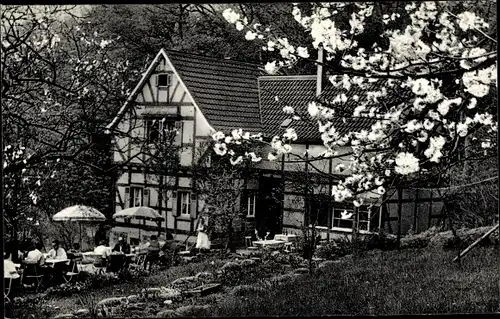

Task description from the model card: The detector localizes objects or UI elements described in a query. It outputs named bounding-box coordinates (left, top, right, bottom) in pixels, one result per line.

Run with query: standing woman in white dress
left=195, top=216, right=210, bottom=251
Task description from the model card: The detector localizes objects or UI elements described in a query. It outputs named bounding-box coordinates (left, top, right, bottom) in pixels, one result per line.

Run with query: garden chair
left=64, top=255, right=83, bottom=283
left=130, top=253, right=146, bottom=270
left=93, top=256, right=108, bottom=275
left=21, top=263, right=45, bottom=292
left=108, top=254, right=127, bottom=273
left=244, top=236, right=252, bottom=248
left=4, top=277, right=13, bottom=303
left=283, top=242, right=296, bottom=253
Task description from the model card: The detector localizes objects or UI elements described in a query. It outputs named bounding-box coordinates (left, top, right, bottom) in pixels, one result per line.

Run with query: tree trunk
left=227, top=221, right=236, bottom=254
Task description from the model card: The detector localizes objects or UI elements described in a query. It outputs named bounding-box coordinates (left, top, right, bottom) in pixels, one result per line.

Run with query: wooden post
left=397, top=188, right=402, bottom=249
left=428, top=190, right=433, bottom=229
left=352, top=206, right=359, bottom=256
left=413, top=189, right=419, bottom=233
left=453, top=224, right=499, bottom=262
left=280, top=154, right=285, bottom=234
left=327, top=158, right=333, bottom=241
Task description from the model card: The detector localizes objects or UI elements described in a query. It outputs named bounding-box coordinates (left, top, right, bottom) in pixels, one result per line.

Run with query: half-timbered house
left=105, top=49, right=445, bottom=247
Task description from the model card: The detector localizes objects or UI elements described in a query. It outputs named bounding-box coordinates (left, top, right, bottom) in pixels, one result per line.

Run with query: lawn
left=214, top=247, right=500, bottom=316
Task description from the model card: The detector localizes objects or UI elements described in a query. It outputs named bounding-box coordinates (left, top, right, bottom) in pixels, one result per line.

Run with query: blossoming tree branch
left=213, top=1, right=497, bottom=207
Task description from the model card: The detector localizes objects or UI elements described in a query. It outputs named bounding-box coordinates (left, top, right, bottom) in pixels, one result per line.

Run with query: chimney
left=316, top=47, right=324, bottom=97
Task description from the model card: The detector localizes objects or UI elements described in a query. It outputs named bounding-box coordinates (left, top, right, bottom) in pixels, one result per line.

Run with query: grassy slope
left=24, top=247, right=500, bottom=316
left=215, top=247, right=500, bottom=316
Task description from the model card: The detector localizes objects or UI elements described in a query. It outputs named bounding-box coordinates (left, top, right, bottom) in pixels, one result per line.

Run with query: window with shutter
left=157, top=73, right=172, bottom=88
left=130, top=187, right=143, bottom=207
left=178, top=191, right=191, bottom=217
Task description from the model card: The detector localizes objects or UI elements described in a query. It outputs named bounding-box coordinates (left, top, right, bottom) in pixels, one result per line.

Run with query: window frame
left=145, top=118, right=176, bottom=144
left=331, top=205, right=372, bottom=233
left=157, top=73, right=172, bottom=89
left=179, top=191, right=191, bottom=217
left=246, top=193, right=257, bottom=218
left=130, top=187, right=143, bottom=208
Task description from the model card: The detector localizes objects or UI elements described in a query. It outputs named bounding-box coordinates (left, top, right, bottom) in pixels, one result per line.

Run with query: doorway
left=256, top=175, right=283, bottom=239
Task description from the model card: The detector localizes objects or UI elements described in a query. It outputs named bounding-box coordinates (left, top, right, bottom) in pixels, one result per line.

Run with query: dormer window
left=157, top=73, right=172, bottom=89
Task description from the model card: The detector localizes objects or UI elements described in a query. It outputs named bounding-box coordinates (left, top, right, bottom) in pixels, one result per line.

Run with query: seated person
left=112, top=237, right=131, bottom=254
left=47, top=240, right=67, bottom=260
left=68, top=242, right=81, bottom=254
left=144, top=235, right=160, bottom=271
left=25, top=242, right=45, bottom=266
left=4, top=251, right=20, bottom=280
left=94, top=240, right=110, bottom=258
left=66, top=242, right=82, bottom=272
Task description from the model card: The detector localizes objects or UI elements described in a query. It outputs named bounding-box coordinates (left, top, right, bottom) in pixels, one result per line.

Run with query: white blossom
left=457, top=12, right=478, bottom=31
left=230, top=156, right=243, bottom=165
left=282, top=106, right=294, bottom=114
left=297, top=47, right=310, bottom=58
left=283, top=128, right=298, bottom=141
left=222, top=9, right=241, bottom=24
left=214, top=143, right=227, bottom=156
left=268, top=153, right=277, bottom=161
left=437, top=97, right=462, bottom=116
left=394, top=152, right=420, bottom=175
left=264, top=61, right=278, bottom=74
left=235, top=21, right=245, bottom=31
left=245, top=31, right=257, bottom=41
left=307, top=102, right=320, bottom=118
left=424, top=136, right=446, bottom=163
left=212, top=131, right=225, bottom=141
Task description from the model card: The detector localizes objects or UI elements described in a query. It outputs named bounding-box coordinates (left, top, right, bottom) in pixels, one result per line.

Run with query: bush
left=315, top=236, right=353, bottom=260
left=7, top=293, right=52, bottom=318
left=360, top=233, right=399, bottom=251
left=229, top=285, right=265, bottom=296
left=45, top=281, right=89, bottom=297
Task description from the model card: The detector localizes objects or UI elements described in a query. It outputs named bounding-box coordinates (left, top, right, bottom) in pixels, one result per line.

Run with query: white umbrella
left=113, top=207, right=164, bottom=241
left=53, top=205, right=106, bottom=222
left=53, top=205, right=106, bottom=247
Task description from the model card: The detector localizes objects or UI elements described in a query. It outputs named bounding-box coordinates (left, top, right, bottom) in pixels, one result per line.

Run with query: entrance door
left=256, top=176, right=283, bottom=239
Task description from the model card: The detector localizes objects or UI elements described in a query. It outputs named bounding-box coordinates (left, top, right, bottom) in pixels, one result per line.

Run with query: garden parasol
left=53, top=205, right=106, bottom=247
left=112, top=207, right=164, bottom=240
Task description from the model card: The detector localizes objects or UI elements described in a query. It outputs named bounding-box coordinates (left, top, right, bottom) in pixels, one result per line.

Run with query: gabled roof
left=106, top=49, right=265, bottom=134
left=165, top=50, right=263, bottom=133
left=107, top=49, right=394, bottom=142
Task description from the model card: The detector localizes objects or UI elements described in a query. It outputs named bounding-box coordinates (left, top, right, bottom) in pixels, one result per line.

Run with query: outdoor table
left=274, top=234, right=297, bottom=242
left=45, top=258, right=70, bottom=267
left=253, top=240, right=286, bottom=249
left=82, top=252, right=106, bottom=263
